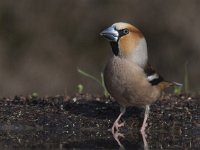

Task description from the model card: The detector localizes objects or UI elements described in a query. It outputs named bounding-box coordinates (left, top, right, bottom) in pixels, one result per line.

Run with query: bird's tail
left=158, top=81, right=183, bottom=91
left=170, top=81, right=183, bottom=87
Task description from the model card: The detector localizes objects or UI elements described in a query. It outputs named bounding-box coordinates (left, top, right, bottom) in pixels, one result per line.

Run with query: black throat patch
left=110, top=42, right=119, bottom=56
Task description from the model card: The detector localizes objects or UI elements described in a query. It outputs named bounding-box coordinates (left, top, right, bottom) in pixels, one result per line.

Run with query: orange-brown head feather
left=100, top=22, right=148, bottom=68
left=113, top=23, right=144, bottom=56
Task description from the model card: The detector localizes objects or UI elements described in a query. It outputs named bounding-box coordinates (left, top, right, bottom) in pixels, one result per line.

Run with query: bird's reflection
left=141, top=132, right=149, bottom=150
left=112, top=130, right=149, bottom=150
left=113, top=131, right=125, bottom=150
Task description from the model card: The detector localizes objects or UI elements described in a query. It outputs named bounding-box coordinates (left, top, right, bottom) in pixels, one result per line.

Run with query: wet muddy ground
left=0, top=94, right=199, bottom=150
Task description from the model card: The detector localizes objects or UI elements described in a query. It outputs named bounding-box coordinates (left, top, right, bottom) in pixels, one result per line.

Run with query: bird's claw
left=111, top=121, right=125, bottom=134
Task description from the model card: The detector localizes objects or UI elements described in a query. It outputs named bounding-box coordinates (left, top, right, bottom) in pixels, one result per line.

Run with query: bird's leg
left=111, top=106, right=126, bottom=135
left=140, top=105, right=150, bottom=134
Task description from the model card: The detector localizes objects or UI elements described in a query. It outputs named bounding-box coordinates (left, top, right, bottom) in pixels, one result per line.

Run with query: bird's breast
left=104, top=56, right=160, bottom=107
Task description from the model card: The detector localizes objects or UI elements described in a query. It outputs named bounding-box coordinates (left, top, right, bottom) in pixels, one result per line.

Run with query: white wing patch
left=147, top=73, right=159, bottom=82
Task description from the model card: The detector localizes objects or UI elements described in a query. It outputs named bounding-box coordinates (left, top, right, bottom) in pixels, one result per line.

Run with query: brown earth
left=0, top=94, right=199, bottom=149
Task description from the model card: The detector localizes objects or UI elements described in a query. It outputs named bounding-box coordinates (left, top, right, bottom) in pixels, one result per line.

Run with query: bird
left=100, top=22, right=181, bottom=135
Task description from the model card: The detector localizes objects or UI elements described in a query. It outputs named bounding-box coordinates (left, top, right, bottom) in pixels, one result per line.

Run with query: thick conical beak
left=100, top=26, right=119, bottom=42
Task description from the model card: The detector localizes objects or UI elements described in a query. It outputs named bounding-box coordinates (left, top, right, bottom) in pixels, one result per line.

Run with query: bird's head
left=100, top=22, right=148, bottom=68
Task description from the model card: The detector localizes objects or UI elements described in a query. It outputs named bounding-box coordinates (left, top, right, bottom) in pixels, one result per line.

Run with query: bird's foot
left=111, top=121, right=125, bottom=135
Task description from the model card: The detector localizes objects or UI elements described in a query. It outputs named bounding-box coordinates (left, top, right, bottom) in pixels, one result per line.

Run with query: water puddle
left=0, top=126, right=199, bottom=149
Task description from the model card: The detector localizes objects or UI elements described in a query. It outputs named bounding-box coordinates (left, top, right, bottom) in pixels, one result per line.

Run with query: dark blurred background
left=0, top=0, right=199, bottom=96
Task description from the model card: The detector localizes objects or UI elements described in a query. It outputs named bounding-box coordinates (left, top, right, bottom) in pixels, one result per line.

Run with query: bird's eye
left=118, top=28, right=129, bottom=37
left=123, top=29, right=129, bottom=35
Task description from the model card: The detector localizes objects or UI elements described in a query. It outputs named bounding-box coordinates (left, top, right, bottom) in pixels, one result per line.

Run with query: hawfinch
left=100, top=22, right=181, bottom=135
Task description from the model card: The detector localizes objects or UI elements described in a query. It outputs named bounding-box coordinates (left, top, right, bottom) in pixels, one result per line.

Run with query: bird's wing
left=144, top=63, right=183, bottom=87
left=144, top=63, right=164, bottom=86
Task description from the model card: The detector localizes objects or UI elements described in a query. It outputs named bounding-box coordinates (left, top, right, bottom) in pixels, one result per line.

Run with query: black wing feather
left=144, top=63, right=164, bottom=85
